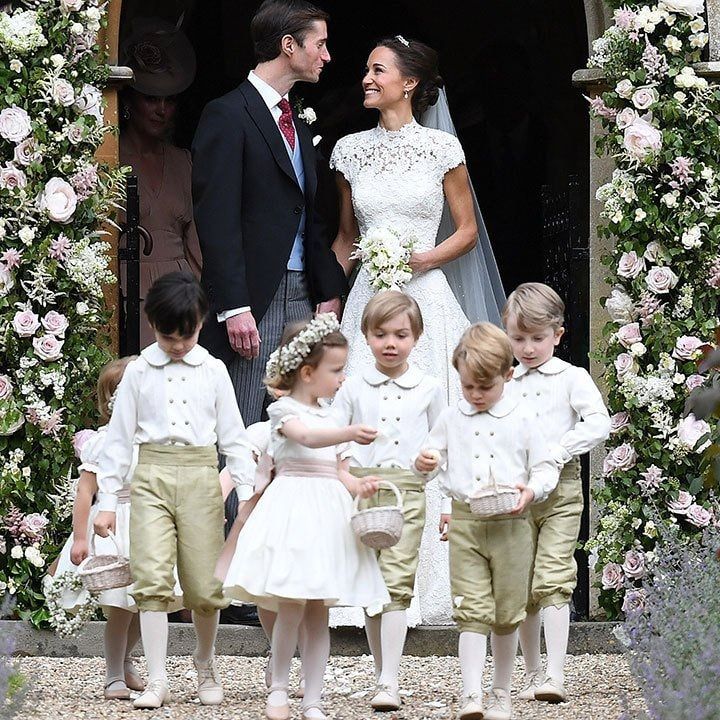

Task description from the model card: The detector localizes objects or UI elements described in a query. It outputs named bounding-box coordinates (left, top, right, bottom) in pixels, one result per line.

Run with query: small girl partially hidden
left=223, top=314, right=390, bottom=720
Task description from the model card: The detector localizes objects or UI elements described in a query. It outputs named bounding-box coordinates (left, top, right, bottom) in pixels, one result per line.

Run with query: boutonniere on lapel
left=294, top=99, right=321, bottom=145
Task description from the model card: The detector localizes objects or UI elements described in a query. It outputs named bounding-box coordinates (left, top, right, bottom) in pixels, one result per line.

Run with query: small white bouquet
left=350, top=227, right=415, bottom=292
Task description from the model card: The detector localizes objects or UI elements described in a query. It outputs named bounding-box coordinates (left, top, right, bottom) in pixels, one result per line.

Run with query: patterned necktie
left=277, top=98, right=296, bottom=150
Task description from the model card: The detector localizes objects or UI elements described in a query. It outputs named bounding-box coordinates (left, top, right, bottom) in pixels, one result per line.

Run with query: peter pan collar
left=458, top=390, right=518, bottom=418
left=362, top=364, right=423, bottom=389
left=279, top=395, right=330, bottom=416
left=141, top=343, right=209, bottom=367
left=513, top=356, right=570, bottom=378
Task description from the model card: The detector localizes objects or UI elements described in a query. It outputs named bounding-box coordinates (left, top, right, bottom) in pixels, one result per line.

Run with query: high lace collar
left=374, top=118, right=419, bottom=139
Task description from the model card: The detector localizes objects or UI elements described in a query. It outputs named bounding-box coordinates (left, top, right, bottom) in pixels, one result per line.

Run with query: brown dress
left=120, top=143, right=203, bottom=348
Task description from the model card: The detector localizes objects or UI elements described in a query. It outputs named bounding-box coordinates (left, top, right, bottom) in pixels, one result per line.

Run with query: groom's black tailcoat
left=192, top=80, right=347, bottom=364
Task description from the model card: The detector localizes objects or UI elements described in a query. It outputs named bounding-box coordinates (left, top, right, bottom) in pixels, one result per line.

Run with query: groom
left=192, top=0, right=347, bottom=425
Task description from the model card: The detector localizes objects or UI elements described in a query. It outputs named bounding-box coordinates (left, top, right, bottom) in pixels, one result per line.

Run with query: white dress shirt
left=416, top=391, right=560, bottom=505
left=332, top=364, right=446, bottom=469
left=217, top=70, right=296, bottom=323
left=512, top=356, right=611, bottom=465
left=96, top=343, right=256, bottom=511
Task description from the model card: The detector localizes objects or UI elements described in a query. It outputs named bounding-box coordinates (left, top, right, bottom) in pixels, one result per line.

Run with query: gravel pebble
left=16, top=654, right=644, bottom=719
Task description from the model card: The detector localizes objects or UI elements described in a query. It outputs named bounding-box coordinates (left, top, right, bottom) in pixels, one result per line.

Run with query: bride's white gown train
left=329, top=120, right=470, bottom=626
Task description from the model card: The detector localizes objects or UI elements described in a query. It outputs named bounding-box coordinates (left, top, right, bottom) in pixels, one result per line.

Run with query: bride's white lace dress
left=329, top=120, right=470, bottom=626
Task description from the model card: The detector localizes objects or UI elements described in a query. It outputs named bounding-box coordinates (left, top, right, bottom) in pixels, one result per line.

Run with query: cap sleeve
left=266, top=397, right=302, bottom=431
left=246, top=420, right=271, bottom=455
left=78, top=427, right=108, bottom=475
left=329, top=135, right=354, bottom=183
left=435, top=131, right=466, bottom=177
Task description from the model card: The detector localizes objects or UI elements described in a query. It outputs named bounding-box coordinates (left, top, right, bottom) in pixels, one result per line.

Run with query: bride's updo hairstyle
left=377, top=36, right=444, bottom=116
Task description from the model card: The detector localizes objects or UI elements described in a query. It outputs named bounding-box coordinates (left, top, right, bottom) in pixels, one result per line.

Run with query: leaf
left=685, top=387, right=720, bottom=420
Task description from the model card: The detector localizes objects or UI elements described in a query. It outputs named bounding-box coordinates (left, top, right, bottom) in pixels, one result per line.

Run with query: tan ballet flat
left=265, top=700, right=290, bottom=720
left=103, top=680, right=131, bottom=700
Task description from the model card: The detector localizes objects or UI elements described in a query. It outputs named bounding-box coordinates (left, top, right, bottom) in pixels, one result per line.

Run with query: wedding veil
left=420, top=89, right=506, bottom=325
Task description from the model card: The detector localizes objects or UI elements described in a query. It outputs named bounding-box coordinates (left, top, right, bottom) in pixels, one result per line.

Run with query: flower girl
left=223, top=314, right=390, bottom=720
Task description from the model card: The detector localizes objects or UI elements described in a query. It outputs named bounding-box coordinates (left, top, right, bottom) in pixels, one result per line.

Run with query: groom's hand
left=227, top=312, right=260, bottom=359
left=316, top=297, right=342, bottom=319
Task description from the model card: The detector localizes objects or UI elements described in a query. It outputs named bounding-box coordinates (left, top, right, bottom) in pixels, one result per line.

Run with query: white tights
left=518, top=604, right=570, bottom=682
left=364, top=609, right=408, bottom=690
left=489, top=631, right=519, bottom=692
left=458, top=631, right=487, bottom=697
left=104, top=608, right=141, bottom=688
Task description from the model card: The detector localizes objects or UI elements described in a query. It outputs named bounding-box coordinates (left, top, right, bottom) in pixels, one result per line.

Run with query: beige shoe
left=534, top=676, right=567, bottom=703
left=294, top=673, right=305, bottom=699
left=103, top=679, right=130, bottom=700
left=132, top=679, right=169, bottom=709
left=370, top=683, right=401, bottom=711
left=301, top=704, right=327, bottom=720
left=266, top=690, right=290, bottom=720
left=484, top=688, right=511, bottom=720
left=123, top=660, right=145, bottom=692
left=194, top=654, right=224, bottom=705
left=518, top=669, right=544, bottom=700
left=457, top=691, right=484, bottom=719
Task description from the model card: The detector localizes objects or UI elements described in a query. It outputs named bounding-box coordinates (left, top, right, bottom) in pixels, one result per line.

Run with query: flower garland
left=350, top=226, right=415, bottom=292
left=44, top=572, right=99, bottom=638
left=585, top=0, right=719, bottom=618
left=0, top=1, right=124, bottom=623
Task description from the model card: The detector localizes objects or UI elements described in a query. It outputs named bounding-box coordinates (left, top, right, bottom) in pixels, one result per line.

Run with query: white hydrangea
left=0, top=10, right=48, bottom=56
left=64, top=239, right=114, bottom=296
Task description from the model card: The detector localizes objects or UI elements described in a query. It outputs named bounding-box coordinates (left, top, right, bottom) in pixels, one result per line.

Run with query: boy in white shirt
left=333, top=291, right=445, bottom=711
left=415, top=323, right=559, bottom=720
left=94, top=272, right=256, bottom=709
left=502, top=283, right=610, bottom=704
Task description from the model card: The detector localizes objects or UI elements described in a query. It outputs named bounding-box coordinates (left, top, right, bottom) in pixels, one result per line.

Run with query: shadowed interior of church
left=119, top=0, right=589, bottom=297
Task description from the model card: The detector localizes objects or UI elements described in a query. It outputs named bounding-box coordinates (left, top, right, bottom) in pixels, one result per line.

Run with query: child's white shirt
left=416, top=391, right=560, bottom=505
left=332, top=364, right=446, bottom=470
left=512, top=356, right=611, bottom=466
left=96, top=342, right=255, bottom=511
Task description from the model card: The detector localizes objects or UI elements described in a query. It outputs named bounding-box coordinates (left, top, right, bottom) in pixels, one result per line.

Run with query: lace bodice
left=330, top=121, right=465, bottom=250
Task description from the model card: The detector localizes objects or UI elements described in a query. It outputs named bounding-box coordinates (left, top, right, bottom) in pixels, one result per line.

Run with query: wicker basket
left=468, top=472, right=520, bottom=518
left=78, top=531, right=132, bottom=592
left=351, top=480, right=404, bottom=549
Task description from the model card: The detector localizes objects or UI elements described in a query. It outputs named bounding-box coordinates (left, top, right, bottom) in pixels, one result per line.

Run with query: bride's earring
left=403, top=89, right=409, bottom=100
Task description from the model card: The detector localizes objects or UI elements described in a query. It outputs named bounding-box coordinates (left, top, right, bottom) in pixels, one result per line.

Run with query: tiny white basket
left=351, top=480, right=404, bottom=549
left=468, top=472, right=520, bottom=518
left=78, top=531, right=132, bottom=592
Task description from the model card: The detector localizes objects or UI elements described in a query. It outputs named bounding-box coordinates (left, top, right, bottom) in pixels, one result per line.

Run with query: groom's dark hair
left=251, top=0, right=329, bottom=63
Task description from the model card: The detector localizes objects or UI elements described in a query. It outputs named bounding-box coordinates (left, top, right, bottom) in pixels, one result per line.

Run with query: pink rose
left=12, top=309, right=40, bottom=337
left=32, top=334, right=64, bottom=361
left=616, top=107, right=638, bottom=130
left=622, top=550, right=646, bottom=579
left=638, top=465, right=664, bottom=493
left=623, top=117, right=662, bottom=160
left=686, top=374, right=705, bottom=391
left=645, top=266, right=679, bottom=294
left=0, top=163, right=27, bottom=191
left=676, top=413, right=711, bottom=452
left=65, top=122, right=85, bottom=145
left=19, top=512, right=49, bottom=541
left=13, top=138, right=40, bottom=167
left=72, top=428, right=96, bottom=458
left=0, top=374, right=12, bottom=401
left=631, top=86, right=659, bottom=110
left=686, top=503, right=713, bottom=527
left=617, top=322, right=642, bottom=348
left=41, top=311, right=69, bottom=337
left=50, top=78, right=75, bottom=107
left=667, top=490, right=694, bottom=515
left=601, top=562, right=624, bottom=590
left=39, top=178, right=77, bottom=224
left=673, top=335, right=704, bottom=360
left=622, top=589, right=647, bottom=615
left=610, top=412, right=630, bottom=433
left=603, top=443, right=637, bottom=475
left=0, top=106, right=32, bottom=143
left=615, top=352, right=638, bottom=380
left=617, top=251, right=645, bottom=279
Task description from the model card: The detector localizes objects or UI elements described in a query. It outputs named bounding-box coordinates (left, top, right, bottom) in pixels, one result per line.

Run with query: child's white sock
left=139, top=611, right=169, bottom=684
left=518, top=609, right=543, bottom=675
left=491, top=630, right=518, bottom=692
left=124, top=611, right=141, bottom=663
left=192, top=610, right=219, bottom=662
left=458, top=631, right=487, bottom=697
left=378, top=610, right=407, bottom=691
left=104, top=608, right=132, bottom=687
left=300, top=601, right=330, bottom=711
left=269, top=602, right=304, bottom=704
left=363, top=611, right=382, bottom=680
left=544, top=604, right=569, bottom=683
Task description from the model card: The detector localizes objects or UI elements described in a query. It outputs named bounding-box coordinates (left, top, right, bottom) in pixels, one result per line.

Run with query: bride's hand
left=409, top=252, right=432, bottom=275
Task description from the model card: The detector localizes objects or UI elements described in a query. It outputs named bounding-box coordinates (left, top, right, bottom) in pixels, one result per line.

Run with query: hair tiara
left=265, top=313, right=341, bottom=379
left=395, top=35, right=410, bottom=47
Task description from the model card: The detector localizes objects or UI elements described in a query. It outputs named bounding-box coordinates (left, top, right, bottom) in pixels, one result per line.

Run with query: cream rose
left=13, top=309, right=40, bottom=337
left=74, top=83, right=103, bottom=123
left=41, top=311, right=69, bottom=336
left=617, top=251, right=645, bottom=279
left=672, top=335, right=703, bottom=360
left=0, top=106, right=32, bottom=143
left=687, top=503, right=713, bottom=527
left=615, top=352, right=638, bottom=380
left=0, top=163, right=27, bottom=191
left=601, top=562, right=624, bottom=590
left=681, top=225, right=703, bottom=249
left=616, top=108, right=638, bottom=130
left=631, top=86, right=659, bottom=110
left=664, top=35, right=683, bottom=53
left=0, top=374, right=12, bottom=401
left=32, top=334, right=64, bottom=361
left=645, top=266, right=679, bottom=294
left=39, top=177, right=77, bottom=223
left=623, top=118, right=662, bottom=160
left=51, top=78, right=75, bottom=107
left=659, top=0, right=704, bottom=16
left=617, top=322, right=642, bottom=348
left=676, top=413, right=711, bottom=451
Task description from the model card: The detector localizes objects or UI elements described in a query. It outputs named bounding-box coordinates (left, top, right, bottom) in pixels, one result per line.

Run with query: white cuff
left=235, top=483, right=254, bottom=502
left=526, top=479, right=544, bottom=505
left=441, top=496, right=452, bottom=514
left=550, top=443, right=573, bottom=467
left=96, top=492, right=118, bottom=512
left=217, top=306, right=251, bottom=323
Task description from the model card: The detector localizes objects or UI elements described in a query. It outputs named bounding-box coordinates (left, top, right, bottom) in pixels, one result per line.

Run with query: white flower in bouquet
left=676, top=413, right=711, bottom=452
left=623, top=117, right=662, bottom=160
left=298, top=106, right=317, bottom=124
left=10, top=545, right=23, bottom=560
left=39, top=178, right=78, bottom=223
left=350, top=227, right=415, bottom=291
left=659, top=0, right=704, bottom=17
left=631, top=86, right=659, bottom=110
left=690, top=32, right=709, bottom=49
left=615, top=79, right=634, bottom=99
left=615, top=352, right=638, bottom=380
left=616, top=108, right=638, bottom=130
left=0, top=10, right=48, bottom=56
left=60, top=0, right=85, bottom=12
left=14, top=138, right=41, bottom=167
left=50, top=78, right=76, bottom=107
left=0, top=264, right=15, bottom=297
left=675, top=66, right=708, bottom=89
left=690, top=16, right=706, bottom=32
left=645, top=266, right=679, bottom=294
left=663, top=35, right=683, bottom=53
left=681, top=225, right=703, bottom=249
left=41, top=311, right=69, bottom=337
left=0, top=106, right=32, bottom=143
left=617, top=322, right=642, bottom=348
left=617, top=250, right=645, bottom=279
left=601, top=562, right=624, bottom=590
left=74, top=83, right=103, bottom=123
left=605, top=288, right=636, bottom=323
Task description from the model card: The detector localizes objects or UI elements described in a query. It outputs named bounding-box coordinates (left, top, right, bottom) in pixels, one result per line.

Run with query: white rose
left=9, top=59, right=22, bottom=73
left=701, top=166, right=715, bottom=181
left=50, top=54, right=66, bottom=69
left=33, top=334, right=64, bottom=361
left=39, top=177, right=78, bottom=223
left=673, top=91, right=687, bottom=104
left=632, top=86, right=659, bottom=110
left=70, top=22, right=84, bottom=35
left=51, top=78, right=75, bottom=107
left=644, top=242, right=665, bottom=262
left=661, top=192, right=678, bottom=207
left=664, top=35, right=683, bottom=53
left=673, top=335, right=704, bottom=360
left=615, top=80, right=634, bottom=99
left=60, top=0, right=85, bottom=10
left=617, top=322, right=642, bottom=348
left=76, top=301, right=90, bottom=315
left=605, top=288, right=636, bottom=323
left=623, top=118, right=662, bottom=160
left=681, top=225, right=703, bottom=249
left=690, top=17, right=706, bottom=32
left=0, top=264, right=14, bottom=297
left=18, top=226, right=35, bottom=245
left=617, top=250, right=645, bottom=279
left=615, top=352, right=638, bottom=380
left=0, top=163, right=27, bottom=191
left=658, top=0, right=704, bottom=17
left=74, top=83, right=103, bottom=123
left=630, top=342, right=647, bottom=357
left=645, top=266, right=679, bottom=294
left=676, top=413, right=711, bottom=451
left=10, top=545, right=23, bottom=559
left=0, top=106, right=32, bottom=143
left=85, top=6, right=101, bottom=21
left=616, top=108, right=638, bottom=130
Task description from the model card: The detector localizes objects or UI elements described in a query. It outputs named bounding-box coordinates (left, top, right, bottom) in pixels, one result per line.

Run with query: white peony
left=659, top=0, right=704, bottom=16
left=645, top=266, right=679, bottom=294
left=631, top=86, right=659, bottom=110
left=676, top=413, right=711, bottom=451
left=51, top=78, right=75, bottom=107
left=623, top=118, right=662, bottom=160
left=39, top=178, right=78, bottom=223
left=0, top=106, right=32, bottom=143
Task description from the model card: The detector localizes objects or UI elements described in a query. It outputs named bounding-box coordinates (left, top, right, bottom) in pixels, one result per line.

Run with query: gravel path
left=16, top=654, right=644, bottom=719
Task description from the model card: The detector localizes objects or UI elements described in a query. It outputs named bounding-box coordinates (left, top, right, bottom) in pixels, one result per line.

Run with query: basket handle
left=89, top=528, right=123, bottom=558
left=352, top=479, right=403, bottom=513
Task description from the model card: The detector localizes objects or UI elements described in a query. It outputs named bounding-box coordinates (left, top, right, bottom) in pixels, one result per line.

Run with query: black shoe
left=220, top=604, right=261, bottom=626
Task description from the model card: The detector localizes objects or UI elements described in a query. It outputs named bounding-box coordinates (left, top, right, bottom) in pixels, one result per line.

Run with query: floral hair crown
left=265, top=313, right=341, bottom=378
left=395, top=35, right=410, bottom=47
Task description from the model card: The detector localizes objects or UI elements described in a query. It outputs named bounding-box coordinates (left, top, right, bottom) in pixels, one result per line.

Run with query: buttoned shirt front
left=417, top=392, right=560, bottom=505
left=332, top=365, right=446, bottom=469
left=512, top=356, right=611, bottom=465
left=96, top=343, right=255, bottom=511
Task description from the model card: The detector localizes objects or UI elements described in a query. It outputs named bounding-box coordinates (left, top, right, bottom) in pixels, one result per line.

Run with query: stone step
left=4, top=620, right=623, bottom=658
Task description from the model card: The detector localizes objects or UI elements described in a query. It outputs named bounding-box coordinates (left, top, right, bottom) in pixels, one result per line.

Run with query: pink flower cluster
left=1, top=506, right=48, bottom=542
left=586, top=95, right=617, bottom=119
left=707, top=257, right=720, bottom=290
left=48, top=234, right=71, bottom=262
left=669, top=156, right=693, bottom=187
left=70, top=164, right=98, bottom=201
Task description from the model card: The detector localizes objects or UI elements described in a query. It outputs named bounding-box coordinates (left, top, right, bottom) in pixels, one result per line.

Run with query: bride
left=330, top=36, right=505, bottom=627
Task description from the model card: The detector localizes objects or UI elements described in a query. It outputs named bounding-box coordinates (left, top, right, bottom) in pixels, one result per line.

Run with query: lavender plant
left=0, top=598, right=25, bottom=719
left=621, top=523, right=720, bottom=719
